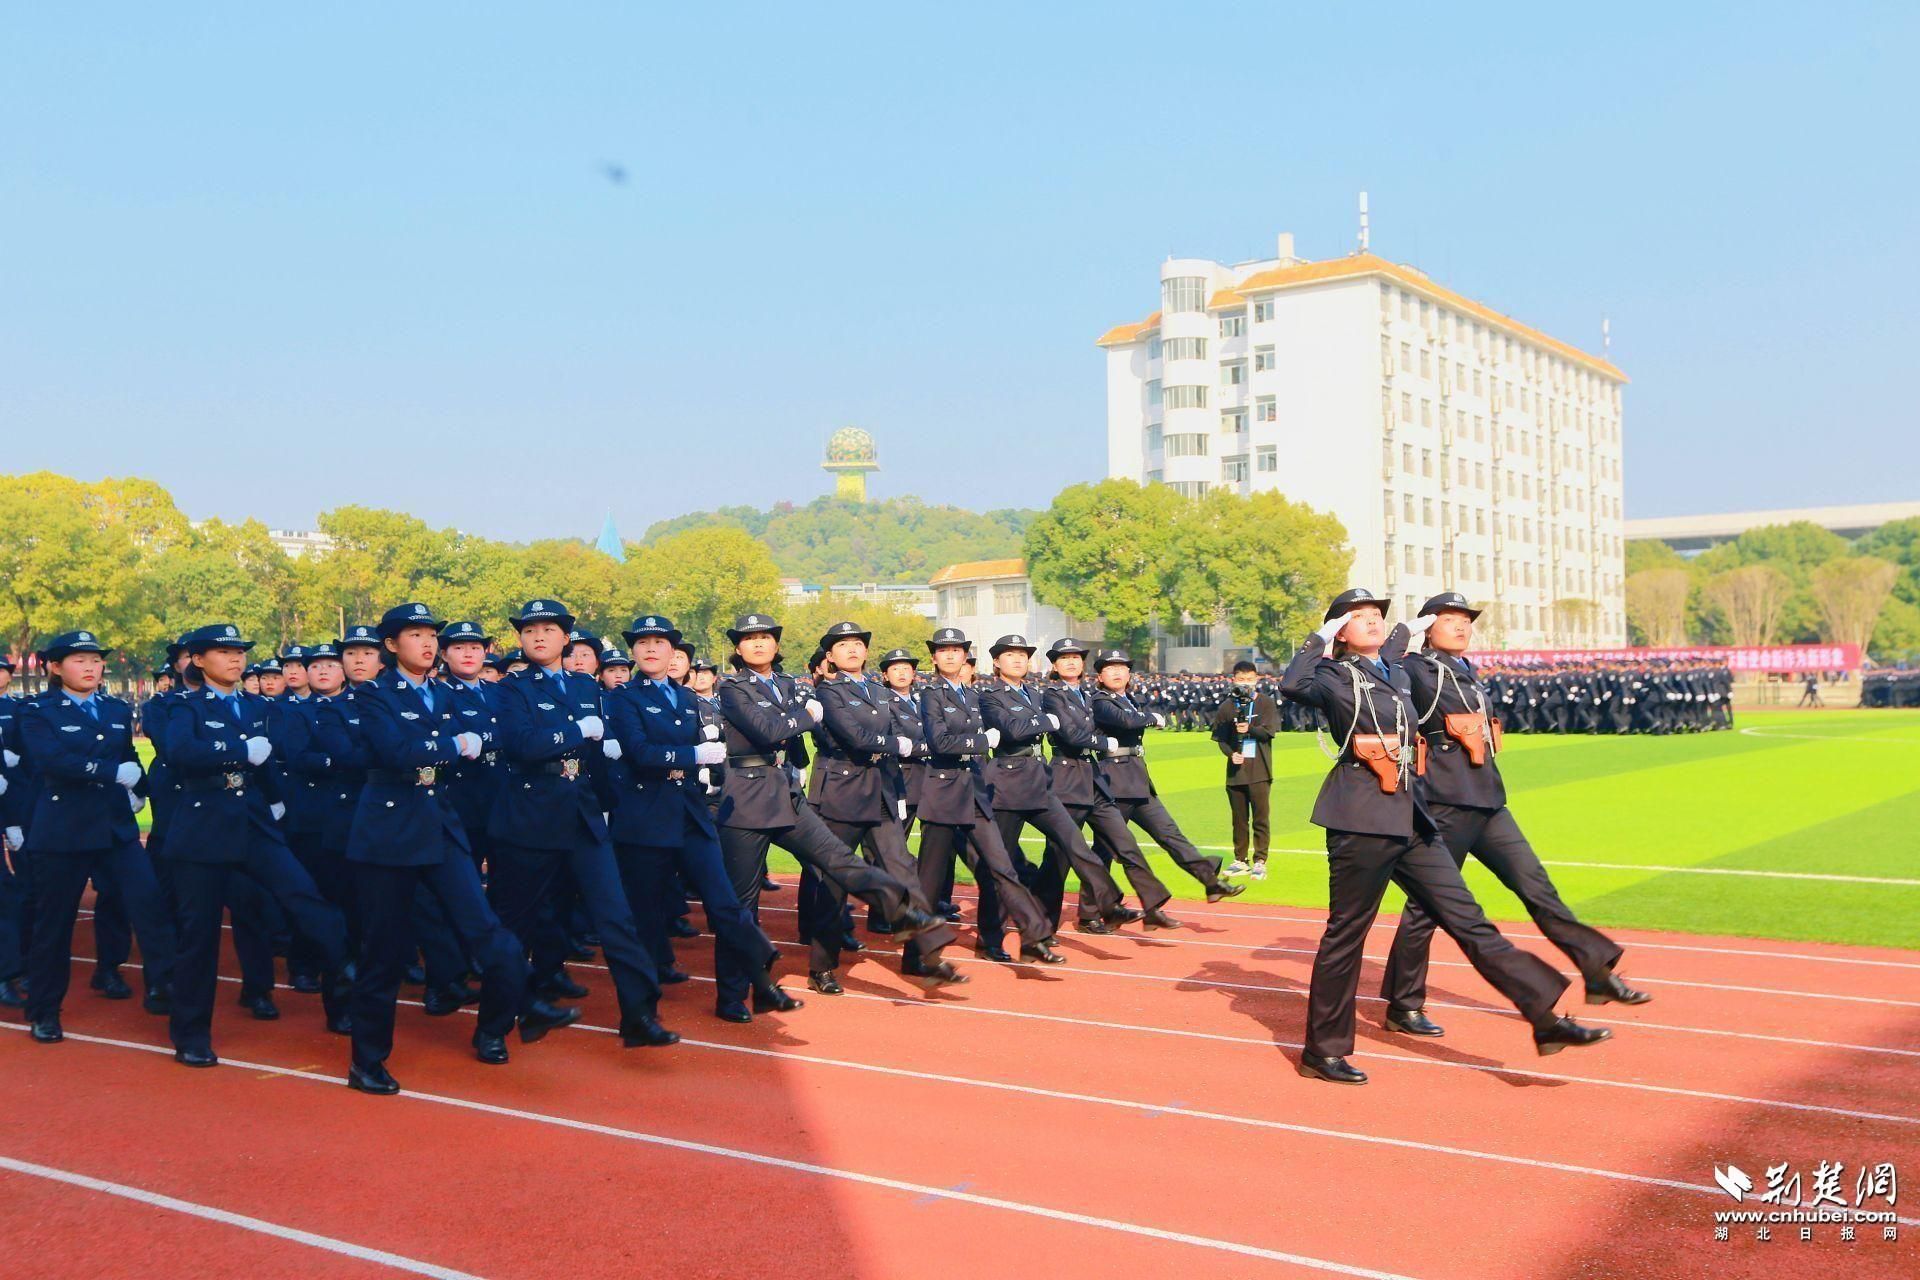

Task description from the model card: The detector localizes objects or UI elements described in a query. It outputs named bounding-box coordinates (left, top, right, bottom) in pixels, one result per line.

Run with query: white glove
left=2, top=750, right=18, bottom=767
left=129, top=792, right=146, bottom=815
left=701, top=723, right=720, bottom=741
left=694, top=741, right=727, bottom=765
left=0, top=775, right=7, bottom=796
left=1314, top=612, right=1353, bottom=645
left=1046, top=714, right=1061, bottom=731
left=575, top=715, right=605, bottom=740
left=1404, top=614, right=1438, bottom=637
left=5, top=826, right=23, bottom=850
left=696, top=766, right=711, bottom=787
left=803, top=699, right=824, bottom=723
left=245, top=737, right=273, bottom=766
left=455, top=733, right=483, bottom=760
left=984, top=728, right=1001, bottom=749
left=602, top=739, right=623, bottom=761
left=1105, top=736, right=1121, bottom=752
left=269, top=802, right=287, bottom=821
left=896, top=798, right=908, bottom=822
left=116, top=762, right=143, bottom=788
left=894, top=736, right=914, bottom=757
left=1151, top=712, right=1166, bottom=728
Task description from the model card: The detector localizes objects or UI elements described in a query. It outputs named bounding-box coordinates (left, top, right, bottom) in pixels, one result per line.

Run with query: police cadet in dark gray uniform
left=18, top=631, right=177, bottom=1043
left=1375, top=592, right=1648, bottom=1036
left=1278, top=589, right=1610, bottom=1085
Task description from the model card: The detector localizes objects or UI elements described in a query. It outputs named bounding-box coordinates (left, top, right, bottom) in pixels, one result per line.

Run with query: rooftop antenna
left=1358, top=191, right=1370, bottom=254
left=1602, top=315, right=1612, bottom=355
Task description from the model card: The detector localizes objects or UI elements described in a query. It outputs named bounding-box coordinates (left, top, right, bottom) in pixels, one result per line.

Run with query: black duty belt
left=370, top=766, right=440, bottom=787
left=993, top=745, right=1044, bottom=759
left=925, top=753, right=976, bottom=769
left=728, top=751, right=786, bottom=769
left=1051, top=749, right=1095, bottom=761
left=180, top=772, right=247, bottom=793
left=1102, top=746, right=1145, bottom=759
left=816, top=749, right=884, bottom=766
left=530, top=758, right=585, bottom=780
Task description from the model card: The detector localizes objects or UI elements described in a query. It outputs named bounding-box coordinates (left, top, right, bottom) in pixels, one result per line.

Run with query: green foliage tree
left=773, top=592, right=934, bottom=669
left=0, top=472, right=158, bottom=662
left=629, top=526, right=785, bottom=661
left=1024, top=480, right=1183, bottom=658
left=1693, top=521, right=1849, bottom=643
left=1165, top=489, right=1350, bottom=661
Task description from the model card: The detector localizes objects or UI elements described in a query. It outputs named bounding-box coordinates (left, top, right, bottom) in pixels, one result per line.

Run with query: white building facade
left=1098, top=235, right=1628, bottom=648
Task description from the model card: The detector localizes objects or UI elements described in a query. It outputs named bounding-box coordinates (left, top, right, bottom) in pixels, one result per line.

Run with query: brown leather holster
left=1443, top=713, right=1489, bottom=766
left=1351, top=734, right=1407, bottom=794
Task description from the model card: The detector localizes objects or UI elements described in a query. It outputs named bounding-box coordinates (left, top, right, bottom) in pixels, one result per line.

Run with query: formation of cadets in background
left=0, top=590, right=1752, bottom=1092
left=1862, top=668, right=1920, bottom=707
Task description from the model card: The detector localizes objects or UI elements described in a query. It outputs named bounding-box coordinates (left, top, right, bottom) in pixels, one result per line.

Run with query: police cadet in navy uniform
left=1086, top=650, right=1244, bottom=909
left=485, top=599, right=678, bottom=1048
left=435, top=620, right=500, bottom=880
left=805, top=621, right=964, bottom=992
left=714, top=612, right=940, bottom=1004
left=1375, top=592, right=1648, bottom=1036
left=162, top=623, right=353, bottom=1067
left=18, top=631, right=178, bottom=1043
left=916, top=627, right=1064, bottom=964
left=341, top=604, right=572, bottom=1095
left=0, top=653, right=33, bottom=1007
left=1278, top=588, right=1611, bottom=1085
left=605, top=613, right=791, bottom=1023
left=975, top=634, right=1136, bottom=936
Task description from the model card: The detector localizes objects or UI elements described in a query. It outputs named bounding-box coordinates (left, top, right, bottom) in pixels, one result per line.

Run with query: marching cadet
left=160, top=623, right=353, bottom=1067
left=1278, top=589, right=1610, bottom=1085
left=1086, top=651, right=1244, bottom=906
left=340, top=624, right=385, bottom=689
left=804, top=621, right=964, bottom=991
left=18, top=631, right=178, bottom=1044
left=605, top=614, right=789, bottom=1022
left=976, top=634, right=1136, bottom=935
left=255, top=657, right=287, bottom=700
left=1, top=654, right=31, bottom=1007
left=599, top=642, right=633, bottom=691
left=1375, top=593, right=1648, bottom=1036
left=879, top=650, right=959, bottom=922
left=917, top=627, right=1064, bottom=965
left=1040, top=637, right=1185, bottom=930
left=241, top=665, right=262, bottom=696
left=435, top=620, right=500, bottom=879
left=713, top=612, right=939, bottom=1003
left=1211, top=660, right=1282, bottom=879
left=342, top=603, right=571, bottom=1095
left=485, top=599, right=679, bottom=1048
left=284, top=640, right=362, bottom=997
left=279, top=644, right=311, bottom=699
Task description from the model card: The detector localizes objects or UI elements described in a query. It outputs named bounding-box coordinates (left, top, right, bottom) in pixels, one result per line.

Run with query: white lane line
left=0, top=1154, right=489, bottom=1279
left=0, top=1025, right=1418, bottom=1280
left=1739, top=727, right=1920, bottom=745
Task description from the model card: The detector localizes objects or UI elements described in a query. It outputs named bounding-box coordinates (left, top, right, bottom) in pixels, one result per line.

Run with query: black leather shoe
left=715, top=1002, right=753, bottom=1024
left=518, top=999, right=582, bottom=1044
left=669, top=918, right=700, bottom=939
left=239, top=994, right=280, bottom=1021
left=1102, top=906, right=1143, bottom=926
left=29, top=1018, right=63, bottom=1043
left=1385, top=1008, right=1446, bottom=1037
left=472, top=1033, right=510, bottom=1065
left=1297, top=1052, right=1367, bottom=1084
left=660, top=968, right=690, bottom=985
left=938, top=902, right=962, bottom=922
left=538, top=972, right=589, bottom=1000
left=91, top=970, right=133, bottom=1000
left=975, top=944, right=1014, bottom=963
left=326, top=1011, right=353, bottom=1035
left=142, top=988, right=173, bottom=1017
left=423, top=982, right=479, bottom=1016
left=1075, top=917, right=1115, bottom=935
left=866, top=917, right=896, bottom=935
left=1534, top=1016, right=1613, bottom=1056
left=0, top=979, right=25, bottom=1007
left=753, top=982, right=804, bottom=1014
left=888, top=907, right=941, bottom=945
left=620, top=1014, right=681, bottom=1048
left=1019, top=942, right=1068, bottom=965
left=565, top=939, right=598, bottom=962
left=760, top=875, right=783, bottom=893
left=175, top=1047, right=219, bottom=1068
left=1585, top=973, right=1651, bottom=1006
left=347, top=1063, right=401, bottom=1094
left=1141, top=907, right=1181, bottom=930
left=838, top=931, right=865, bottom=953
left=906, top=959, right=969, bottom=988
left=404, top=963, right=426, bottom=985
left=288, top=971, right=324, bottom=994
left=1206, top=882, right=1247, bottom=903
left=807, top=970, right=844, bottom=995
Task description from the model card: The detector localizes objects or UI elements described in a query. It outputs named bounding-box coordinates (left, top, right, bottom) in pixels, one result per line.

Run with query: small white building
left=781, top=578, right=938, bottom=619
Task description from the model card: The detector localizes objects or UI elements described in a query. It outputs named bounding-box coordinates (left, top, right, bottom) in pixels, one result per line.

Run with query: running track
left=3, top=882, right=1915, bottom=1279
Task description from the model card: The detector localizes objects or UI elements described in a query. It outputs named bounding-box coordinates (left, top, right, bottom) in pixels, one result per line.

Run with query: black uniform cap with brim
left=1323, top=587, right=1389, bottom=623
left=509, top=598, right=576, bottom=632
left=1417, top=591, right=1483, bottom=621
left=1045, top=637, right=1090, bottom=660
left=988, top=633, right=1037, bottom=658
left=726, top=613, right=782, bottom=644
left=819, top=620, right=872, bottom=649
left=623, top=613, right=682, bottom=647
left=925, top=626, right=969, bottom=654
left=40, top=630, right=112, bottom=663
left=1093, top=648, right=1135, bottom=671
left=877, top=647, right=919, bottom=670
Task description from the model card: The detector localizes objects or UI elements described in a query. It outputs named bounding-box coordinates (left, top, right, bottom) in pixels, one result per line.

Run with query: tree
left=773, top=592, right=934, bottom=668
left=1165, top=489, right=1349, bottom=661
left=1624, top=538, right=1687, bottom=576
left=1024, top=480, right=1183, bottom=658
left=1855, top=516, right=1920, bottom=610
left=629, top=526, right=785, bottom=661
left=0, top=472, right=155, bottom=660
left=1809, top=556, right=1898, bottom=656
left=1705, top=564, right=1792, bottom=647
left=1695, top=521, right=1849, bottom=643
left=1625, top=568, right=1691, bottom=646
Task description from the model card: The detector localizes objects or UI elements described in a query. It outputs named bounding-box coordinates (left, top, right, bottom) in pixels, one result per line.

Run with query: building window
left=1253, top=299, right=1274, bottom=323
left=1399, top=291, right=1412, bottom=320
left=1165, top=336, right=1207, bottom=361
left=1179, top=622, right=1213, bottom=648
left=1254, top=345, right=1276, bottom=372
left=1161, top=277, right=1206, bottom=314
left=1255, top=396, right=1277, bottom=423
left=1144, top=425, right=1162, bottom=453
left=1423, top=548, right=1436, bottom=575
left=1220, top=408, right=1247, bottom=434
left=994, top=583, right=1025, bottom=613
left=1401, top=442, right=1414, bottom=471
left=1400, top=342, right=1412, bottom=371
left=1421, top=448, right=1433, bottom=477
left=1420, top=349, right=1431, bottom=377
left=1218, top=314, right=1245, bottom=338
left=1423, top=498, right=1435, bottom=526
left=953, top=586, right=977, bottom=615
left=1403, top=493, right=1416, bottom=522
left=1146, top=379, right=1162, bottom=410
left=1221, top=361, right=1246, bottom=387
left=1163, top=385, right=1208, bottom=410
left=1222, top=454, right=1249, bottom=484
left=1421, top=400, right=1432, bottom=427
left=1400, top=392, right=1413, bottom=421
left=1168, top=480, right=1211, bottom=499
left=1147, top=337, right=1161, bottom=360
left=1164, top=433, right=1209, bottom=457
left=1256, top=445, right=1277, bottom=473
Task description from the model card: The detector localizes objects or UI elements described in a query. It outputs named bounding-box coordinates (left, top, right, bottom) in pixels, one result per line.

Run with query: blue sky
left=3, top=4, right=1913, bottom=542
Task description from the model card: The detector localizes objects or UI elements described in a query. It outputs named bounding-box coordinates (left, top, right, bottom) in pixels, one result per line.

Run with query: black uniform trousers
left=91, top=878, right=132, bottom=974
left=227, top=876, right=284, bottom=1001
left=993, top=800, right=1123, bottom=932
left=616, top=835, right=776, bottom=1007
left=0, top=846, right=30, bottom=983
left=1058, top=796, right=1172, bottom=915
left=412, top=885, right=472, bottom=990
left=1307, top=830, right=1568, bottom=1059
left=287, top=833, right=355, bottom=982
left=26, top=841, right=178, bottom=1021
left=813, top=816, right=956, bottom=971
left=1226, top=783, right=1273, bottom=863
left=917, top=815, right=1053, bottom=946
left=1380, top=805, right=1623, bottom=1013
left=718, top=803, right=913, bottom=946
left=350, top=856, right=526, bottom=1070
left=168, top=836, right=349, bottom=1055
left=1094, top=796, right=1226, bottom=906
left=489, top=835, right=661, bottom=1020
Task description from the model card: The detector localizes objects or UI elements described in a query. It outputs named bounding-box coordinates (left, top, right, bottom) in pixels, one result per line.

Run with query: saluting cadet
left=713, top=613, right=939, bottom=1004
left=161, top=623, right=353, bottom=1068
left=485, top=599, right=678, bottom=1048
left=342, top=604, right=574, bottom=1095
left=803, top=622, right=964, bottom=991
left=1211, top=660, right=1282, bottom=879
left=976, top=634, right=1135, bottom=935
left=917, top=627, right=1064, bottom=965
left=18, top=631, right=178, bottom=1044
left=606, top=614, right=789, bottom=1022
left=1278, top=589, right=1609, bottom=1085
left=1086, top=651, right=1244, bottom=907
left=1375, top=593, right=1647, bottom=1037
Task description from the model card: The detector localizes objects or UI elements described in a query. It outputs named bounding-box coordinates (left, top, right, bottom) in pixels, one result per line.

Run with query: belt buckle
left=559, top=758, right=581, bottom=781
left=772, top=750, right=786, bottom=767
left=667, top=769, right=686, bottom=781
left=481, top=751, right=497, bottom=765
left=222, top=772, right=244, bottom=790
left=416, top=766, right=437, bottom=786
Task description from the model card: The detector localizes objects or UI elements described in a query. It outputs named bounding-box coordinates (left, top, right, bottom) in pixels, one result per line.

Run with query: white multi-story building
left=1098, top=234, right=1628, bottom=648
